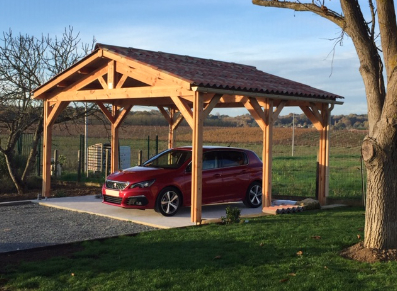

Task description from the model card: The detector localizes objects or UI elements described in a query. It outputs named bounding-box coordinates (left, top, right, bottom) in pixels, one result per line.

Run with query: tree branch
left=376, top=1, right=397, bottom=82
left=252, top=0, right=346, bottom=29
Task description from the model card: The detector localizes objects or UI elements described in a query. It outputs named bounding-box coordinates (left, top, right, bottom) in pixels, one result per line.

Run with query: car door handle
left=240, top=170, right=247, bottom=174
left=214, top=174, right=222, bottom=178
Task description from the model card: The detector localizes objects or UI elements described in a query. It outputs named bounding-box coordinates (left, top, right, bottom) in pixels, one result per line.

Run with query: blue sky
left=1, top=0, right=369, bottom=116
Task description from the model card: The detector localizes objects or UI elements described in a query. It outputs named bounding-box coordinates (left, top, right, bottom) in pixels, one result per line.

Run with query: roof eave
left=192, top=86, right=344, bottom=105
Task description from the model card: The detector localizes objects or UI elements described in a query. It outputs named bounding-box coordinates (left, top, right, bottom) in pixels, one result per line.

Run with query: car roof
left=172, top=146, right=248, bottom=152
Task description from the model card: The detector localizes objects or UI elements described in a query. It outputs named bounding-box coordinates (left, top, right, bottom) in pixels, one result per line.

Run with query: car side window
left=202, top=151, right=219, bottom=170
left=186, top=151, right=220, bottom=172
left=220, top=151, right=247, bottom=168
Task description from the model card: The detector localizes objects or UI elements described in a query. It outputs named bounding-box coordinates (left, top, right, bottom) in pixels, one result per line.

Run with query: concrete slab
left=33, top=195, right=267, bottom=229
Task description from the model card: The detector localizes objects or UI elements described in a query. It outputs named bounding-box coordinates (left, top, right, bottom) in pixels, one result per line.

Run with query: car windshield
left=142, top=149, right=192, bottom=169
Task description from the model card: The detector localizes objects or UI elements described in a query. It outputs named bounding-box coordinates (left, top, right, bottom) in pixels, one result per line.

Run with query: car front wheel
left=156, top=187, right=182, bottom=216
left=243, top=182, right=262, bottom=208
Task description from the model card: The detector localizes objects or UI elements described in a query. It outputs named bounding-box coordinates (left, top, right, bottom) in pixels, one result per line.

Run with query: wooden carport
left=32, top=44, right=343, bottom=223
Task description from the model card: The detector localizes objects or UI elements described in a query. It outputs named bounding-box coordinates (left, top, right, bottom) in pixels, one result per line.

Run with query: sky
left=1, top=0, right=371, bottom=116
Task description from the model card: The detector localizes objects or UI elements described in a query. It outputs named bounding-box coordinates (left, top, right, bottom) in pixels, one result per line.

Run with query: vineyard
left=46, top=124, right=367, bottom=200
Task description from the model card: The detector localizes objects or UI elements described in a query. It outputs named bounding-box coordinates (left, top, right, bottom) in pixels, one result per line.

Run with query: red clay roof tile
left=97, top=43, right=343, bottom=100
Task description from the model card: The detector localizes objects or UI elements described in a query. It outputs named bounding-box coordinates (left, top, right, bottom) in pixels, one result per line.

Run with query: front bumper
left=103, top=194, right=149, bottom=207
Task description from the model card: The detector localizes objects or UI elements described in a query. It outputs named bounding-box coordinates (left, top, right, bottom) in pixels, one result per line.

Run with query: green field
left=49, top=132, right=365, bottom=200
left=1, top=126, right=365, bottom=198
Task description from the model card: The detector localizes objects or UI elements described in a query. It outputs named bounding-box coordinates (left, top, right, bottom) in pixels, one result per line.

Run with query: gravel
left=0, top=203, right=158, bottom=253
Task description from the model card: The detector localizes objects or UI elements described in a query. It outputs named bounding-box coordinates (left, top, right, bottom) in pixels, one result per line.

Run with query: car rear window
left=220, top=151, right=247, bottom=168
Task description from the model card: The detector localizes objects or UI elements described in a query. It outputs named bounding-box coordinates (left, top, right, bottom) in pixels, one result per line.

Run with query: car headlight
left=129, top=180, right=155, bottom=189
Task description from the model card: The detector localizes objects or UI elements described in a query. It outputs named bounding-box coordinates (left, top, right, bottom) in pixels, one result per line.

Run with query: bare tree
left=0, top=27, right=98, bottom=194
left=252, top=0, right=397, bottom=251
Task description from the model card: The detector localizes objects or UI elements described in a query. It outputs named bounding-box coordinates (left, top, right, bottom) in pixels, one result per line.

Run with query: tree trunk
left=3, top=151, right=25, bottom=195
left=21, top=119, right=43, bottom=183
left=362, top=117, right=397, bottom=249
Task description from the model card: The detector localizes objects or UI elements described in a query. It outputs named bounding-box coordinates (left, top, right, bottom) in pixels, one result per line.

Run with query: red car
left=102, top=146, right=263, bottom=216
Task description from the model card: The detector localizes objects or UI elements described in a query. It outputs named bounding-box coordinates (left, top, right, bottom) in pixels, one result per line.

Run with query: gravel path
left=0, top=203, right=158, bottom=253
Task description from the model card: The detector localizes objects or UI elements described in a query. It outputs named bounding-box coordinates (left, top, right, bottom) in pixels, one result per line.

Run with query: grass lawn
left=2, top=207, right=397, bottom=291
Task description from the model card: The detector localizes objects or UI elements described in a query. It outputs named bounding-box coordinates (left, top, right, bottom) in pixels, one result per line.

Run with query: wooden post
left=42, top=101, right=52, bottom=198
left=168, top=108, right=175, bottom=149
left=138, top=150, right=143, bottom=166
left=317, top=104, right=330, bottom=205
left=42, top=101, right=69, bottom=198
left=111, top=121, right=119, bottom=173
left=262, top=99, right=273, bottom=208
left=300, top=103, right=331, bottom=205
left=97, top=103, right=132, bottom=174
left=191, top=92, right=204, bottom=224
left=105, top=149, right=110, bottom=176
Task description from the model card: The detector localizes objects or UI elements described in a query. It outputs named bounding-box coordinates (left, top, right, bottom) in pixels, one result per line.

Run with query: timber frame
left=33, top=44, right=343, bottom=223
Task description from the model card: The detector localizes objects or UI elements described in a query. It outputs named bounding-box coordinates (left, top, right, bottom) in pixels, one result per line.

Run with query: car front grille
left=105, top=180, right=129, bottom=190
left=103, top=195, right=122, bottom=205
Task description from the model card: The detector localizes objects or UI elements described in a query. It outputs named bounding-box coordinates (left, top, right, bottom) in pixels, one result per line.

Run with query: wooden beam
left=300, top=105, right=324, bottom=131
left=96, top=101, right=115, bottom=123
left=273, top=100, right=286, bottom=120
left=242, top=97, right=267, bottom=131
left=60, top=66, right=109, bottom=94
left=191, top=91, right=204, bottom=224
left=50, top=86, right=192, bottom=102
left=171, top=95, right=194, bottom=129
left=57, top=81, right=72, bottom=88
left=108, top=60, right=115, bottom=89
left=203, top=94, right=222, bottom=119
left=98, top=76, right=108, bottom=89
left=116, top=62, right=170, bottom=87
left=116, top=74, right=128, bottom=89
left=33, top=50, right=102, bottom=98
left=114, top=105, right=133, bottom=128
left=103, top=50, right=191, bottom=89
left=78, top=67, right=91, bottom=74
left=172, top=113, right=184, bottom=130
left=157, top=106, right=172, bottom=124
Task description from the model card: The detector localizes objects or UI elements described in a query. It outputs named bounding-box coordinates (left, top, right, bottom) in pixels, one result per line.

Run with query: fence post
left=138, top=150, right=142, bottom=166
left=37, top=136, right=41, bottom=176
left=77, top=150, right=81, bottom=182
left=156, top=135, right=158, bottom=155
left=54, top=149, right=58, bottom=179
left=105, top=149, right=110, bottom=177
left=315, top=153, right=319, bottom=200
left=80, top=134, right=85, bottom=174
left=147, top=135, right=150, bottom=160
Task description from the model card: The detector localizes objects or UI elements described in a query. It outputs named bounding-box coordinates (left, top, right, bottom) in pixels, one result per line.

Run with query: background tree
left=252, top=0, right=397, bottom=252
left=0, top=27, right=97, bottom=194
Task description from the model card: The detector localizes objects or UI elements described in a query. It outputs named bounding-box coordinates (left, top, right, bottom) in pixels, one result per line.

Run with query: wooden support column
left=262, top=99, right=273, bottom=208
left=300, top=103, right=331, bottom=205
left=110, top=105, right=133, bottom=173
left=42, top=100, right=70, bottom=198
left=97, top=102, right=133, bottom=173
left=317, top=104, right=331, bottom=205
left=243, top=97, right=281, bottom=208
left=111, top=107, right=119, bottom=173
left=191, top=92, right=204, bottom=223
left=158, top=107, right=184, bottom=149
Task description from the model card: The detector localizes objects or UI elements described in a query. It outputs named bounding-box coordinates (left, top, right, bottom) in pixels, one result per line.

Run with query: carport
left=32, top=44, right=343, bottom=223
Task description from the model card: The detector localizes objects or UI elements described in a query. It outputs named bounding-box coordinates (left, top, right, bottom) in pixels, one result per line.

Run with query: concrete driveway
left=34, top=195, right=268, bottom=229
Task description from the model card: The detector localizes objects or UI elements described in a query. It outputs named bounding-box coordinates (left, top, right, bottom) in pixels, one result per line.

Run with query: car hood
left=106, top=166, right=175, bottom=182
